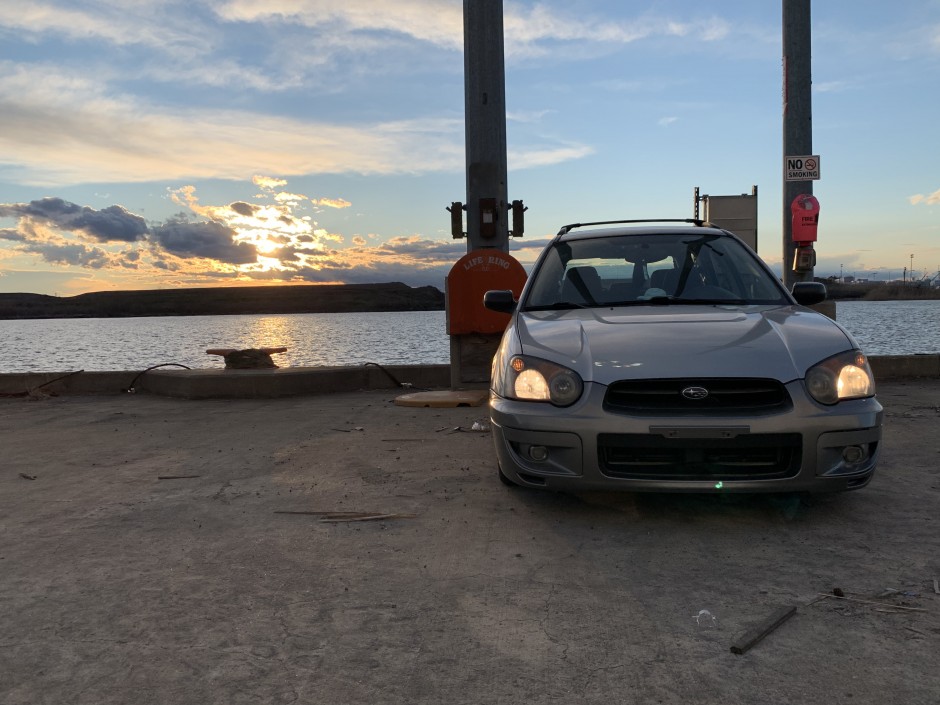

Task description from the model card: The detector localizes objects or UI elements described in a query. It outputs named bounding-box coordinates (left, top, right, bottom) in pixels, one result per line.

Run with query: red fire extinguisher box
left=791, top=194, right=819, bottom=245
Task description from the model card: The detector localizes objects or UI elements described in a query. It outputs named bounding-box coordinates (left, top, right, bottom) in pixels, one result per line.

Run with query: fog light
left=528, top=445, right=548, bottom=462
left=842, top=445, right=866, bottom=464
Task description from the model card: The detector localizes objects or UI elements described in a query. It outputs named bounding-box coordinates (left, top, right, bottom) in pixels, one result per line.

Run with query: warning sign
left=785, top=155, right=820, bottom=181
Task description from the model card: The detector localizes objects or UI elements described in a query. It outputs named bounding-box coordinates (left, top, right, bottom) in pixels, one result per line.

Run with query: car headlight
left=496, top=355, right=583, bottom=406
left=805, top=350, right=875, bottom=405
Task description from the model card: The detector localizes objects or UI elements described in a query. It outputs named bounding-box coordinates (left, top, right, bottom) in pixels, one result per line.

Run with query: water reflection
left=0, top=311, right=449, bottom=372
left=836, top=300, right=940, bottom=355
left=0, top=301, right=937, bottom=372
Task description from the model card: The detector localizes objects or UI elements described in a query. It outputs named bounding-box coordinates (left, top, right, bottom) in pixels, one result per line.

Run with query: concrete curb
left=868, top=354, right=940, bottom=381
left=0, top=364, right=453, bottom=399
left=1, top=356, right=936, bottom=398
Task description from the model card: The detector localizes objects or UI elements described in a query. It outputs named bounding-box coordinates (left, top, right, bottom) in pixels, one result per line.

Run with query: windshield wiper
left=672, top=297, right=749, bottom=305
left=524, top=301, right=590, bottom=311
left=627, top=296, right=750, bottom=306
left=599, top=300, right=655, bottom=307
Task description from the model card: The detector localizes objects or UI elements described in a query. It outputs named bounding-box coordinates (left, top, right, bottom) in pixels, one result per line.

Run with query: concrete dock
left=0, top=354, right=938, bottom=400
left=1, top=371, right=939, bottom=704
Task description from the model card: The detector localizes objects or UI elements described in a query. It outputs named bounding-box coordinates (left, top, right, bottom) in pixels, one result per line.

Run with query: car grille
left=604, top=378, right=790, bottom=415
left=598, top=433, right=801, bottom=481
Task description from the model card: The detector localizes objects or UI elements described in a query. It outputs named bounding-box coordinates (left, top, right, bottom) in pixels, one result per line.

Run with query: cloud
left=375, top=236, right=466, bottom=260
left=814, top=80, right=850, bottom=93
left=137, top=58, right=305, bottom=93
left=881, top=22, right=940, bottom=60
left=658, top=116, right=679, bottom=126
left=508, top=143, right=594, bottom=170
left=0, top=197, right=149, bottom=242
left=0, top=228, right=26, bottom=242
left=274, top=191, right=308, bottom=205
left=253, top=175, right=289, bottom=190
left=229, top=201, right=260, bottom=217
left=214, top=1, right=736, bottom=61
left=21, top=242, right=112, bottom=269
left=2, top=181, right=547, bottom=292
left=69, top=205, right=150, bottom=242
left=909, top=188, right=940, bottom=206
left=0, top=63, right=473, bottom=185
left=215, top=0, right=466, bottom=50
left=312, top=197, right=352, bottom=209
left=0, top=1, right=202, bottom=49
left=150, top=218, right=259, bottom=264
left=507, top=109, right=555, bottom=124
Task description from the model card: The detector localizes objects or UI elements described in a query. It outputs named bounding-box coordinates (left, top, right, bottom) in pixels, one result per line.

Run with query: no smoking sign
left=785, top=155, right=821, bottom=181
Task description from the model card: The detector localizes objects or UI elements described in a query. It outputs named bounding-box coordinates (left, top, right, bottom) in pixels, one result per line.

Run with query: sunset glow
left=0, top=2, right=937, bottom=295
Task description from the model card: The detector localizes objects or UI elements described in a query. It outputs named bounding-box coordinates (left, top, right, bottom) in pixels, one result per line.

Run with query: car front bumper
left=490, top=381, right=883, bottom=493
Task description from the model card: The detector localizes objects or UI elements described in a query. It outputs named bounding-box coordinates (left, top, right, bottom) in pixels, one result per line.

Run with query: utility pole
left=782, top=0, right=813, bottom=289
left=444, top=0, right=526, bottom=389
left=463, top=0, right=509, bottom=253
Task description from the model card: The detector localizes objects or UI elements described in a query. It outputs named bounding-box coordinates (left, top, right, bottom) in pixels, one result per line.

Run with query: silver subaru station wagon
left=484, top=219, right=882, bottom=493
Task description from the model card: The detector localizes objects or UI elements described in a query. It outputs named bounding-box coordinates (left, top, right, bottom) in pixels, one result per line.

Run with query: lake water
left=0, top=311, right=450, bottom=373
left=1, top=301, right=937, bottom=373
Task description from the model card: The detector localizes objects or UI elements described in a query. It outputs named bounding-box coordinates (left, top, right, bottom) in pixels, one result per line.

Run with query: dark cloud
left=375, top=237, right=466, bottom=260
left=71, top=205, right=149, bottom=242
left=510, top=238, right=552, bottom=253
left=242, top=261, right=449, bottom=289
left=0, top=197, right=148, bottom=242
left=0, top=228, right=26, bottom=241
left=23, top=242, right=111, bottom=269
left=150, top=217, right=259, bottom=264
left=0, top=197, right=81, bottom=219
left=229, top=201, right=258, bottom=216
left=263, top=246, right=304, bottom=262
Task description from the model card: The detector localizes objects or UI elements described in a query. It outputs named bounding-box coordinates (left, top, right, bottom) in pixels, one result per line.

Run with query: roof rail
left=557, top=218, right=705, bottom=236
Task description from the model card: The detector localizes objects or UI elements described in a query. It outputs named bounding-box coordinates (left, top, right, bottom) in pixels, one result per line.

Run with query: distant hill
left=0, top=283, right=445, bottom=320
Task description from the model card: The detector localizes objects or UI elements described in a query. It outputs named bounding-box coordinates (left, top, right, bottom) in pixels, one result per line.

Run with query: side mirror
left=483, top=289, right=516, bottom=314
left=791, top=281, right=827, bottom=306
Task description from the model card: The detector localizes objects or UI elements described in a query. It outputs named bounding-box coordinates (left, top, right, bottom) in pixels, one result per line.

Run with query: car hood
left=515, top=305, right=855, bottom=384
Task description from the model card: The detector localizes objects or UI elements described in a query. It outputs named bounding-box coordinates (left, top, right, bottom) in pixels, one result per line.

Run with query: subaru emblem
left=682, top=386, right=709, bottom=400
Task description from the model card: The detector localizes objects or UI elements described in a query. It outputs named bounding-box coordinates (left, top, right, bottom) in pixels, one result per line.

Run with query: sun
left=253, top=237, right=280, bottom=255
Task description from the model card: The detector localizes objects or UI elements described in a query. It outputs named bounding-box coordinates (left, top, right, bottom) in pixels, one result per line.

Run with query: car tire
left=497, top=464, right=519, bottom=487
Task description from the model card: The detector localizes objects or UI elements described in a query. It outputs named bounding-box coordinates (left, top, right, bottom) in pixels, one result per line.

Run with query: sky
left=1, top=0, right=938, bottom=296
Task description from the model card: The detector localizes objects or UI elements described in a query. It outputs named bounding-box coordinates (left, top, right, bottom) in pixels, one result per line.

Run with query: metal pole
left=464, top=0, right=509, bottom=253
left=782, top=0, right=813, bottom=289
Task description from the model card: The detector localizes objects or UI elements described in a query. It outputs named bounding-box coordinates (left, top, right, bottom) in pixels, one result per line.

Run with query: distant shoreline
left=2, top=281, right=935, bottom=321
left=0, top=282, right=445, bottom=320
left=823, top=282, right=940, bottom=302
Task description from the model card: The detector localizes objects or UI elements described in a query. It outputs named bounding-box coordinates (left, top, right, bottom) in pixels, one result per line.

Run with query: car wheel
left=497, top=464, right=519, bottom=487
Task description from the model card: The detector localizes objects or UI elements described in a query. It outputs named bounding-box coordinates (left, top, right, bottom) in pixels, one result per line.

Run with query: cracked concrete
left=1, top=382, right=939, bottom=704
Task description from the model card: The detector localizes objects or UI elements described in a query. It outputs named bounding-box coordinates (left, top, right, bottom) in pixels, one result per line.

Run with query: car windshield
left=524, top=231, right=789, bottom=310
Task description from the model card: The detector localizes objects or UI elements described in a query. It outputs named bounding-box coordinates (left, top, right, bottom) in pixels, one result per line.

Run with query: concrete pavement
left=1, top=380, right=938, bottom=704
